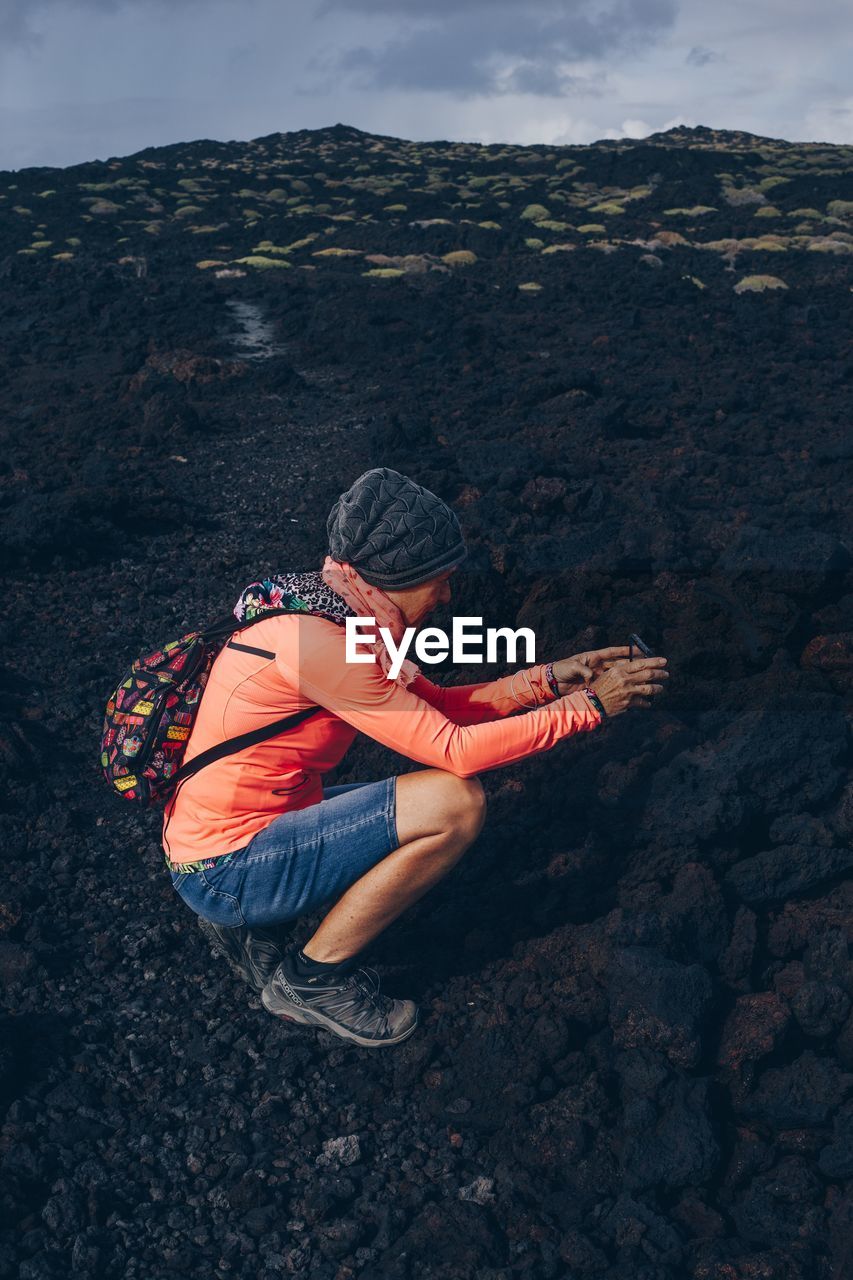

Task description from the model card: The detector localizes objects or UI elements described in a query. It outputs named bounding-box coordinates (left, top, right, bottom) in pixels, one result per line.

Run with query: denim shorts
left=169, top=778, right=399, bottom=929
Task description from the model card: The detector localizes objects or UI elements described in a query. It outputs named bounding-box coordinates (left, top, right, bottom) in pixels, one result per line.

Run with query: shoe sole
left=260, top=984, right=419, bottom=1048
left=197, top=918, right=266, bottom=992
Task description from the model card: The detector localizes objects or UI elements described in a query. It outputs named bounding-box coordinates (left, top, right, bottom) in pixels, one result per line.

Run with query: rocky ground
left=0, top=123, right=852, bottom=1279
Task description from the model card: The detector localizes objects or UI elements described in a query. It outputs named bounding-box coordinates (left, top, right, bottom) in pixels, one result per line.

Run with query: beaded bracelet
left=544, top=661, right=561, bottom=700
left=509, top=668, right=538, bottom=710
left=581, top=686, right=608, bottom=719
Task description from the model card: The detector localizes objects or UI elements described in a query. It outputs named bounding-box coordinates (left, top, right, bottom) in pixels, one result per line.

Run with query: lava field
left=0, top=123, right=852, bottom=1279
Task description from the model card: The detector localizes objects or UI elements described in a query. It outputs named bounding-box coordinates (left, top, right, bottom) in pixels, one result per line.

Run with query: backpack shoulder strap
left=200, top=605, right=311, bottom=643
left=171, top=602, right=334, bottom=788
left=171, top=704, right=321, bottom=788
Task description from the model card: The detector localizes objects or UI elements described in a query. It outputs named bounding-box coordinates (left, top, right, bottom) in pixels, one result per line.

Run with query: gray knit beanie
left=326, top=467, right=467, bottom=589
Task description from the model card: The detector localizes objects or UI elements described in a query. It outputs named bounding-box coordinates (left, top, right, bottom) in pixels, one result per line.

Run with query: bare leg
left=301, top=770, right=486, bottom=965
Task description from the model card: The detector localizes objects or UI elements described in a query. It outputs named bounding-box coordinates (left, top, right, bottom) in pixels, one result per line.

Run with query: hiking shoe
left=197, top=918, right=284, bottom=993
left=261, top=960, right=419, bottom=1048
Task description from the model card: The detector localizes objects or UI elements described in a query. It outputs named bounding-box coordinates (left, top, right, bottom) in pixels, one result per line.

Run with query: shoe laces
left=348, top=965, right=391, bottom=1014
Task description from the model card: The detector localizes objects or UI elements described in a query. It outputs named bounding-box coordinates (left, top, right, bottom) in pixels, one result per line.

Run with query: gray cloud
left=686, top=45, right=720, bottom=67
left=0, top=0, right=206, bottom=49
left=323, top=0, right=677, bottom=95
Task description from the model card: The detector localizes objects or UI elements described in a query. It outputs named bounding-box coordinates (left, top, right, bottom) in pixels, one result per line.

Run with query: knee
left=443, top=774, right=486, bottom=844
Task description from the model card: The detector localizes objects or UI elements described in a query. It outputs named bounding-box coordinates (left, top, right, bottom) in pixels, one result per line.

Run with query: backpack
left=100, top=604, right=322, bottom=806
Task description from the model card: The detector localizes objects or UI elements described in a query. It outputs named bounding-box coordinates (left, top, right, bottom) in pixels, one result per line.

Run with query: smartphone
left=628, top=633, right=654, bottom=659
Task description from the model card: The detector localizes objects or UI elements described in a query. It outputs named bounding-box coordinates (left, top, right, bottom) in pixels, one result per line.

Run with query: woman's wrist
left=580, top=686, right=607, bottom=719
left=544, top=661, right=561, bottom=700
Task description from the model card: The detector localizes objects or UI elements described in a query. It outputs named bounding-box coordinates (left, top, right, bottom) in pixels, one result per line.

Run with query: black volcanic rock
left=609, top=946, right=714, bottom=1068
left=735, top=1051, right=852, bottom=1129
left=617, top=1050, right=720, bottom=1191
left=725, top=845, right=853, bottom=906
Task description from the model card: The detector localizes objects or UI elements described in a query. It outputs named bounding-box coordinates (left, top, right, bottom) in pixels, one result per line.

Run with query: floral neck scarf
left=233, top=559, right=421, bottom=688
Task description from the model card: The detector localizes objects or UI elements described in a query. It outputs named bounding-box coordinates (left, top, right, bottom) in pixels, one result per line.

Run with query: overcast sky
left=0, top=0, right=850, bottom=172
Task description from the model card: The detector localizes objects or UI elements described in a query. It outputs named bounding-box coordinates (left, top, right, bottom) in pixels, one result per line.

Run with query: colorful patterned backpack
left=100, top=599, right=321, bottom=806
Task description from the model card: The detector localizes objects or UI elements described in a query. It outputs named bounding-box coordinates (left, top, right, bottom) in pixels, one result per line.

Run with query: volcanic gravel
left=0, top=124, right=852, bottom=1280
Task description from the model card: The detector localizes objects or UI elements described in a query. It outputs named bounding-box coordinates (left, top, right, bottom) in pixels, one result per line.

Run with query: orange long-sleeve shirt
left=162, top=613, right=603, bottom=865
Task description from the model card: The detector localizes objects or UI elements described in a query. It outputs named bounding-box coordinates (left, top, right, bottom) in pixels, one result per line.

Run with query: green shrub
left=733, top=274, right=788, bottom=293
left=524, top=237, right=544, bottom=248
left=36, top=190, right=56, bottom=198
left=30, top=240, right=52, bottom=249
left=66, top=237, right=81, bottom=246
left=87, top=199, right=122, bottom=215
left=518, top=281, right=542, bottom=292
left=283, top=235, right=319, bottom=251
left=722, top=186, right=766, bottom=207
left=383, top=204, right=408, bottom=213
left=758, top=175, right=791, bottom=191
left=363, top=268, right=404, bottom=278
left=663, top=206, right=717, bottom=216
left=588, top=202, right=625, bottom=214
left=827, top=200, right=853, bottom=217
left=747, top=235, right=788, bottom=251
left=478, top=221, right=501, bottom=229
left=697, top=238, right=740, bottom=253
left=313, top=248, right=362, bottom=257
left=442, top=250, right=477, bottom=266
left=807, top=238, right=853, bottom=254
left=535, top=219, right=572, bottom=232
left=52, top=252, right=74, bottom=261
left=520, top=204, right=550, bottom=222
left=195, top=259, right=227, bottom=269
left=577, top=223, right=606, bottom=234
left=233, top=255, right=292, bottom=269
left=754, top=206, right=781, bottom=218
left=252, top=239, right=302, bottom=255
